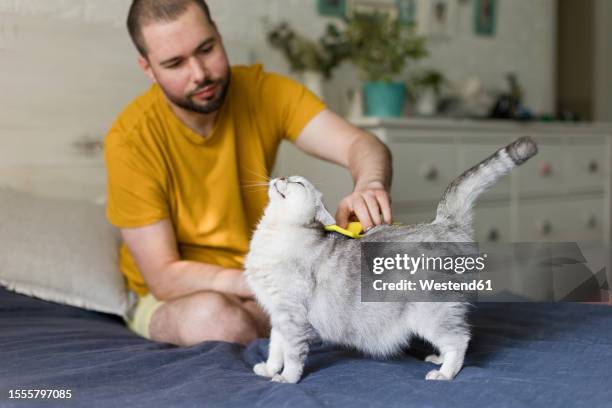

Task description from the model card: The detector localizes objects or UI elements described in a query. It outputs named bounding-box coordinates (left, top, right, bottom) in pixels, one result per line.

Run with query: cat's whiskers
left=242, top=182, right=271, bottom=187
left=242, top=184, right=271, bottom=192
left=243, top=163, right=271, bottom=183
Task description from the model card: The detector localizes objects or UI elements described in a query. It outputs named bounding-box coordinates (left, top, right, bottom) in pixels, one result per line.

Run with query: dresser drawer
left=517, top=137, right=566, bottom=195
left=389, top=141, right=458, bottom=202
left=565, top=138, right=606, bottom=191
left=559, top=197, right=605, bottom=241
left=517, top=137, right=563, bottom=193
left=517, top=197, right=604, bottom=242
left=473, top=204, right=511, bottom=243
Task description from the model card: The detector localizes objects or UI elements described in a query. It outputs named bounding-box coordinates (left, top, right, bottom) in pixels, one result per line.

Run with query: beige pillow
left=0, top=188, right=134, bottom=317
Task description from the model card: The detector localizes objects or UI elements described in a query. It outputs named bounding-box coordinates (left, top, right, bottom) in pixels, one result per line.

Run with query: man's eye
left=166, top=61, right=182, bottom=69
left=199, top=47, right=213, bottom=54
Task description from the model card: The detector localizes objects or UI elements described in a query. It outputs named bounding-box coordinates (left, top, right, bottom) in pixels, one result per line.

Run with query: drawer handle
left=487, top=228, right=500, bottom=242
left=421, top=165, right=439, bottom=181
left=588, top=160, right=599, bottom=174
left=585, top=214, right=597, bottom=229
left=537, top=220, right=552, bottom=235
left=539, top=162, right=552, bottom=177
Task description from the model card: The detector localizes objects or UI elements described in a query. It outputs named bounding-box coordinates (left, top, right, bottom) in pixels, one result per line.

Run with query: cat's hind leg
left=423, top=333, right=469, bottom=380
left=254, top=328, right=284, bottom=378
left=410, top=304, right=469, bottom=380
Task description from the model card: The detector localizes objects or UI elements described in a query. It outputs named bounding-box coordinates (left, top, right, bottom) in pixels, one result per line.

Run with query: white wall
left=419, top=0, right=557, bottom=115
left=0, top=0, right=559, bottom=113
left=209, top=0, right=558, bottom=115
left=0, top=0, right=558, bottom=199
left=0, top=1, right=142, bottom=199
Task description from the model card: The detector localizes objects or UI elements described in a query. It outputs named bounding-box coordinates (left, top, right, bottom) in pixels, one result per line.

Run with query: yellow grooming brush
left=324, top=222, right=365, bottom=239
left=324, top=221, right=402, bottom=239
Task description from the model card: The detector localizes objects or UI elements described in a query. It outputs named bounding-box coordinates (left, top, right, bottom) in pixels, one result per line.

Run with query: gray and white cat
left=245, top=136, right=538, bottom=383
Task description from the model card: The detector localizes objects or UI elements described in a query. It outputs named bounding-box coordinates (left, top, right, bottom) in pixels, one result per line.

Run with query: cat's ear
left=315, top=202, right=336, bottom=226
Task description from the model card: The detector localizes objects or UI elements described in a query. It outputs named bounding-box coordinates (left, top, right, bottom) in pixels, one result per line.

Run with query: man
left=105, top=0, right=393, bottom=347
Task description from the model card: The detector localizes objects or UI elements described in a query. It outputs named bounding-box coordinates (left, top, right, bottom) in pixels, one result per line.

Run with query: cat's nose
left=278, top=177, right=286, bottom=181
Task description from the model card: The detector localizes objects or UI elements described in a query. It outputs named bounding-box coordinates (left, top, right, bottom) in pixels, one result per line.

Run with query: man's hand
left=335, top=181, right=392, bottom=231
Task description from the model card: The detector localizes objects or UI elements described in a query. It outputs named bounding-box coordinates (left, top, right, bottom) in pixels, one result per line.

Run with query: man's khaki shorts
left=124, top=292, right=165, bottom=340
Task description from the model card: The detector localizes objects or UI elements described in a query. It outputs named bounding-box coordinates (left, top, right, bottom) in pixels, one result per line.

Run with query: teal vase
left=363, top=81, right=406, bottom=118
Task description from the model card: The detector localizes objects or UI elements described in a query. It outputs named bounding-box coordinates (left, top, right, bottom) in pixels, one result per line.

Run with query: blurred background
left=0, top=0, right=610, bottom=255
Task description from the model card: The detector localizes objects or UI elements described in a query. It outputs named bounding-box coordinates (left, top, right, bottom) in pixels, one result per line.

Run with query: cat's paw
left=425, top=354, right=444, bottom=365
left=254, top=362, right=274, bottom=378
left=425, top=369, right=451, bottom=381
left=270, top=374, right=289, bottom=383
left=270, top=373, right=300, bottom=384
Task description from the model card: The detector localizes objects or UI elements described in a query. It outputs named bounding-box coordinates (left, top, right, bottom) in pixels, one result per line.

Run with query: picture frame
left=317, top=0, right=347, bottom=18
left=415, top=0, right=458, bottom=38
left=396, top=0, right=417, bottom=26
left=474, top=0, right=497, bottom=36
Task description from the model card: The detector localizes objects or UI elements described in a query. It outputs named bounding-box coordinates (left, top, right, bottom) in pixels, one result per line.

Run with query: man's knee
left=168, top=292, right=258, bottom=347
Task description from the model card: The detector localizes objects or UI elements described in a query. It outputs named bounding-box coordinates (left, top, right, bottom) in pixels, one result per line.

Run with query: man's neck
left=167, top=99, right=218, bottom=138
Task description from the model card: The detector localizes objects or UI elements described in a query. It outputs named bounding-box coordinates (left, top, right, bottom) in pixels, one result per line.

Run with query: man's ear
left=138, top=55, right=157, bottom=83
left=315, top=202, right=336, bottom=226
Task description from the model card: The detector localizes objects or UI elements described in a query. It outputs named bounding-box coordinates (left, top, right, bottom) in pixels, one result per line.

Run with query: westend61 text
left=373, top=279, right=493, bottom=292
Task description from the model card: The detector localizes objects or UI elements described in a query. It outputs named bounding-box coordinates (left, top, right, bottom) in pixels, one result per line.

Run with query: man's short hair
left=127, top=0, right=213, bottom=57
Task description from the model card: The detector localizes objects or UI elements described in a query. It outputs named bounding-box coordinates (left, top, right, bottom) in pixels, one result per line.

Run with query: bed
left=2, top=286, right=611, bottom=408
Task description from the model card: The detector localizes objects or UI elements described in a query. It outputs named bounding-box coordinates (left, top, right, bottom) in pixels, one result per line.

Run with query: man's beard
left=162, top=74, right=231, bottom=115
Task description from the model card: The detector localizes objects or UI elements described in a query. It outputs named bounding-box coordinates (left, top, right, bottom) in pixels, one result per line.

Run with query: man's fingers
left=361, top=192, right=382, bottom=226
left=352, top=198, right=373, bottom=231
left=335, top=201, right=351, bottom=228
left=336, top=188, right=392, bottom=231
left=375, top=191, right=393, bottom=224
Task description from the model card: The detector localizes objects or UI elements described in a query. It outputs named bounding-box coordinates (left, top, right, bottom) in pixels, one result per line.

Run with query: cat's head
left=265, top=176, right=336, bottom=227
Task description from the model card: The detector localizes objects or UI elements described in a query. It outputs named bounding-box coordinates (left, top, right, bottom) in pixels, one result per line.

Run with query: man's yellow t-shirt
left=104, top=64, right=325, bottom=297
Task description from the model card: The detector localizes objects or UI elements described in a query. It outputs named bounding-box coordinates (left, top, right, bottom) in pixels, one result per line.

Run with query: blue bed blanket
left=1, top=287, right=611, bottom=408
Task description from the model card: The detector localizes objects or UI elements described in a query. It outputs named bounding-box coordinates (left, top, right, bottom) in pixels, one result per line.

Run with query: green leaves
left=266, top=22, right=350, bottom=80
left=265, top=13, right=428, bottom=83
left=345, top=12, right=427, bottom=82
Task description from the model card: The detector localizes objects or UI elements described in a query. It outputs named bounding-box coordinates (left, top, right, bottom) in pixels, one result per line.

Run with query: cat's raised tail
left=435, top=136, right=538, bottom=224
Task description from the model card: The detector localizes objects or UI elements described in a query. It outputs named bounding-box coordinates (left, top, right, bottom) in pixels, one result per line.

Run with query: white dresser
left=276, top=117, right=612, bottom=244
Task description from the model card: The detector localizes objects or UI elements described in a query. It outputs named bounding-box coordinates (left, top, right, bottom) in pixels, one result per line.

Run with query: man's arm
left=120, top=219, right=252, bottom=301
left=294, top=109, right=393, bottom=230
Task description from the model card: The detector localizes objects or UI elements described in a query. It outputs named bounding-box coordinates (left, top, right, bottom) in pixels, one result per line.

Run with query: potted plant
left=345, top=12, right=427, bottom=117
left=266, top=22, right=350, bottom=99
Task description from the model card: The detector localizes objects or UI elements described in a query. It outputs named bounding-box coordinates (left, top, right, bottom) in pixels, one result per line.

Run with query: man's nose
left=189, top=57, right=207, bottom=83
